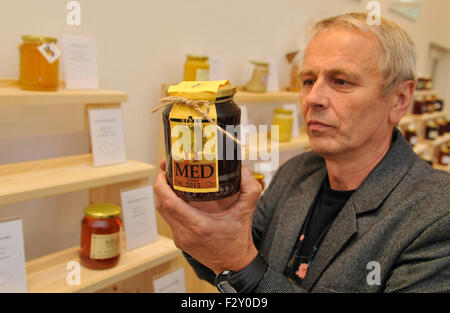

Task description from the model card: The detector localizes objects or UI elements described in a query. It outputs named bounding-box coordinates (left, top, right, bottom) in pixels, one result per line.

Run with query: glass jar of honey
left=184, top=55, right=210, bottom=81
left=404, top=123, right=418, bottom=147
left=436, top=118, right=447, bottom=136
left=425, top=121, right=439, bottom=140
left=245, top=61, right=269, bottom=93
left=272, top=108, right=293, bottom=142
left=162, top=81, right=241, bottom=201
left=19, top=35, right=60, bottom=91
left=412, top=95, right=426, bottom=115
left=438, top=143, right=450, bottom=166
left=80, top=203, right=121, bottom=270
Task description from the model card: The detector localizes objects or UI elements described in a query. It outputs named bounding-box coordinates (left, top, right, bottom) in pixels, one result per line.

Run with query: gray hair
left=311, top=12, right=416, bottom=95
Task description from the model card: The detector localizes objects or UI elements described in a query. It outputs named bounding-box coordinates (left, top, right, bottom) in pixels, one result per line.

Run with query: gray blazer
left=186, top=129, right=450, bottom=292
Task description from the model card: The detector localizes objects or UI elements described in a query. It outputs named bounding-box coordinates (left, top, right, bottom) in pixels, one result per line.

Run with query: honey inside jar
left=80, top=203, right=122, bottom=270
left=19, top=35, right=59, bottom=91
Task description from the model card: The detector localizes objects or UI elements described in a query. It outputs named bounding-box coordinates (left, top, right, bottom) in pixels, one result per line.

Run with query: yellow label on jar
left=169, top=104, right=219, bottom=193
left=90, top=233, right=120, bottom=260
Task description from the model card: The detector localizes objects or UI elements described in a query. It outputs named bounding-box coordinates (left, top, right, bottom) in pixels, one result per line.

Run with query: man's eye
left=303, top=79, right=314, bottom=86
left=334, top=79, right=350, bottom=86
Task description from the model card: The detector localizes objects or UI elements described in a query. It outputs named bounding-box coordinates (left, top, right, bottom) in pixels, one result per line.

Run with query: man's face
left=300, top=27, right=392, bottom=158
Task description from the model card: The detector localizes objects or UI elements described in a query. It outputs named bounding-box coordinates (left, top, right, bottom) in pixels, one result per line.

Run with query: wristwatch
left=214, top=253, right=269, bottom=293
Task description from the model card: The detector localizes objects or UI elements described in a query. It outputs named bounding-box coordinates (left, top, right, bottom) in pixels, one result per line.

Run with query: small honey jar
left=272, top=108, right=293, bottom=142
left=184, top=55, right=210, bottom=81
left=425, top=121, right=439, bottom=140
left=252, top=172, right=265, bottom=190
left=80, top=203, right=122, bottom=270
left=404, top=123, right=418, bottom=147
left=438, top=143, right=450, bottom=166
left=19, top=35, right=60, bottom=91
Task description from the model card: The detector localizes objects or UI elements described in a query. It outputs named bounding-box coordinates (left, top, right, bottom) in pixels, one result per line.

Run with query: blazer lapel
left=267, top=167, right=327, bottom=272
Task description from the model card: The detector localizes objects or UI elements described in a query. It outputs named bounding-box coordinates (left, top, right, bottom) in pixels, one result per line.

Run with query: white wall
left=0, top=0, right=448, bottom=260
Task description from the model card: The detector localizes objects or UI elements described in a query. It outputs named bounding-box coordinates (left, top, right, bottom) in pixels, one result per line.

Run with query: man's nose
left=302, top=78, right=330, bottom=111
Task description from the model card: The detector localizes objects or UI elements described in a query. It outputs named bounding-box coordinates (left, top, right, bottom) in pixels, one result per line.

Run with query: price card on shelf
left=283, top=103, right=300, bottom=137
left=208, top=54, right=226, bottom=81
left=60, top=33, right=100, bottom=89
left=120, top=185, right=158, bottom=251
left=88, top=107, right=127, bottom=167
left=0, top=218, right=27, bottom=293
left=153, top=268, right=186, bottom=293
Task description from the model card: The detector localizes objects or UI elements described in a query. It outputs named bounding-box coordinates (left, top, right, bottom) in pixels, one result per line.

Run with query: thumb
left=237, top=165, right=262, bottom=206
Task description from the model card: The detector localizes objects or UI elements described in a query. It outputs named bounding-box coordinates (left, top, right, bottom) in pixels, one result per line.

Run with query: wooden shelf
left=399, top=111, right=447, bottom=127
left=428, top=133, right=450, bottom=147
left=246, top=127, right=309, bottom=156
left=235, top=91, right=300, bottom=103
left=414, top=90, right=436, bottom=97
left=0, top=79, right=127, bottom=105
left=0, top=154, right=156, bottom=206
left=26, top=235, right=181, bottom=293
left=434, top=163, right=450, bottom=173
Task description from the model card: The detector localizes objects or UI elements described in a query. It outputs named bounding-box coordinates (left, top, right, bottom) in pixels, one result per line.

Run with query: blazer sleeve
left=384, top=211, right=450, bottom=293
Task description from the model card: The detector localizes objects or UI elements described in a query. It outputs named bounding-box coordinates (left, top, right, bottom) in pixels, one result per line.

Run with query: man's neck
left=325, top=132, right=393, bottom=191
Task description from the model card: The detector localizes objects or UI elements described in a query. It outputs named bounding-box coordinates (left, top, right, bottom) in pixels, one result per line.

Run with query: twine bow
left=152, top=96, right=244, bottom=147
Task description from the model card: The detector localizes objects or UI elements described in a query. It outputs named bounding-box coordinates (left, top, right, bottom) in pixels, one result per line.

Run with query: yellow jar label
left=90, top=233, right=120, bottom=260
left=169, top=104, right=219, bottom=193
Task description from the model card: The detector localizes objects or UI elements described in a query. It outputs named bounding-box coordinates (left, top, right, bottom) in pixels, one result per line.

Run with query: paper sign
left=120, top=185, right=158, bottom=251
left=283, top=103, right=300, bottom=137
left=60, top=33, right=100, bottom=89
left=88, top=108, right=127, bottom=167
left=153, top=268, right=186, bottom=293
left=209, top=54, right=226, bottom=81
left=0, top=218, right=27, bottom=293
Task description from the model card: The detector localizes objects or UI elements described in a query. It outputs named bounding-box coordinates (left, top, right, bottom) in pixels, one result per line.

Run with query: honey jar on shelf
left=80, top=203, right=122, bottom=270
left=435, top=98, right=444, bottom=112
left=436, top=118, right=447, bottom=136
left=404, top=123, right=418, bottom=147
left=245, top=61, right=269, bottom=93
left=184, top=55, right=210, bottom=81
left=425, top=120, right=439, bottom=140
left=19, top=35, right=60, bottom=91
left=438, top=143, right=450, bottom=166
left=412, top=95, right=426, bottom=115
left=272, top=108, right=293, bottom=142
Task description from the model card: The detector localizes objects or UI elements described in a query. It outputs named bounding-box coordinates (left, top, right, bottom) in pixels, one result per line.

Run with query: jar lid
left=441, top=144, right=450, bottom=153
left=407, top=123, right=416, bottom=131
left=274, top=108, right=293, bottom=115
left=427, top=121, right=437, bottom=127
left=251, top=60, right=269, bottom=66
left=22, top=35, right=57, bottom=43
left=84, top=203, right=121, bottom=219
left=216, top=84, right=237, bottom=98
left=252, top=172, right=265, bottom=180
left=187, top=54, right=209, bottom=60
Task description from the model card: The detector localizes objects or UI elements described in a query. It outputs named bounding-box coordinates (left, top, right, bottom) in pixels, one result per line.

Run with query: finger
left=153, top=172, right=207, bottom=226
left=159, top=159, right=166, bottom=172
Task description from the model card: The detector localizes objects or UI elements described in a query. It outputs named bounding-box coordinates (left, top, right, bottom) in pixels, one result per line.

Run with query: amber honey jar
left=184, top=55, right=210, bottom=81
left=404, top=123, right=418, bottom=147
left=80, top=203, right=121, bottom=270
left=436, top=118, right=447, bottom=136
left=162, top=81, right=241, bottom=201
left=425, top=121, right=439, bottom=140
left=438, top=143, right=450, bottom=166
left=19, top=35, right=60, bottom=91
left=272, top=108, right=293, bottom=142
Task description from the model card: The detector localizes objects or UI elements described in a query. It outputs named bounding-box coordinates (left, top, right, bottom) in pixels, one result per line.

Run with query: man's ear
left=388, top=80, right=415, bottom=125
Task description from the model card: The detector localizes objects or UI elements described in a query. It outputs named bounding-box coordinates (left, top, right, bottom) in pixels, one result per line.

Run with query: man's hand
left=155, top=160, right=262, bottom=275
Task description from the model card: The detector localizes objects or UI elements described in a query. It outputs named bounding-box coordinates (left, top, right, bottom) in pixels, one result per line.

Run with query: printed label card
left=120, top=185, right=158, bottom=251
left=0, top=218, right=27, bottom=293
left=88, top=107, right=127, bottom=167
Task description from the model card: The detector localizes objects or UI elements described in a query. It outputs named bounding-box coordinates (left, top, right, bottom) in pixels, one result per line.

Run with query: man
left=155, top=13, right=450, bottom=292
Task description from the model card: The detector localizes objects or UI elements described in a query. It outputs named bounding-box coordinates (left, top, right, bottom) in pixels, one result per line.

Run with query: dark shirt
left=284, top=176, right=355, bottom=285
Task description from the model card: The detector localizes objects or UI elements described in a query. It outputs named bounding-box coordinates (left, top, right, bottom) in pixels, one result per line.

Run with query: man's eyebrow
left=327, top=68, right=360, bottom=79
